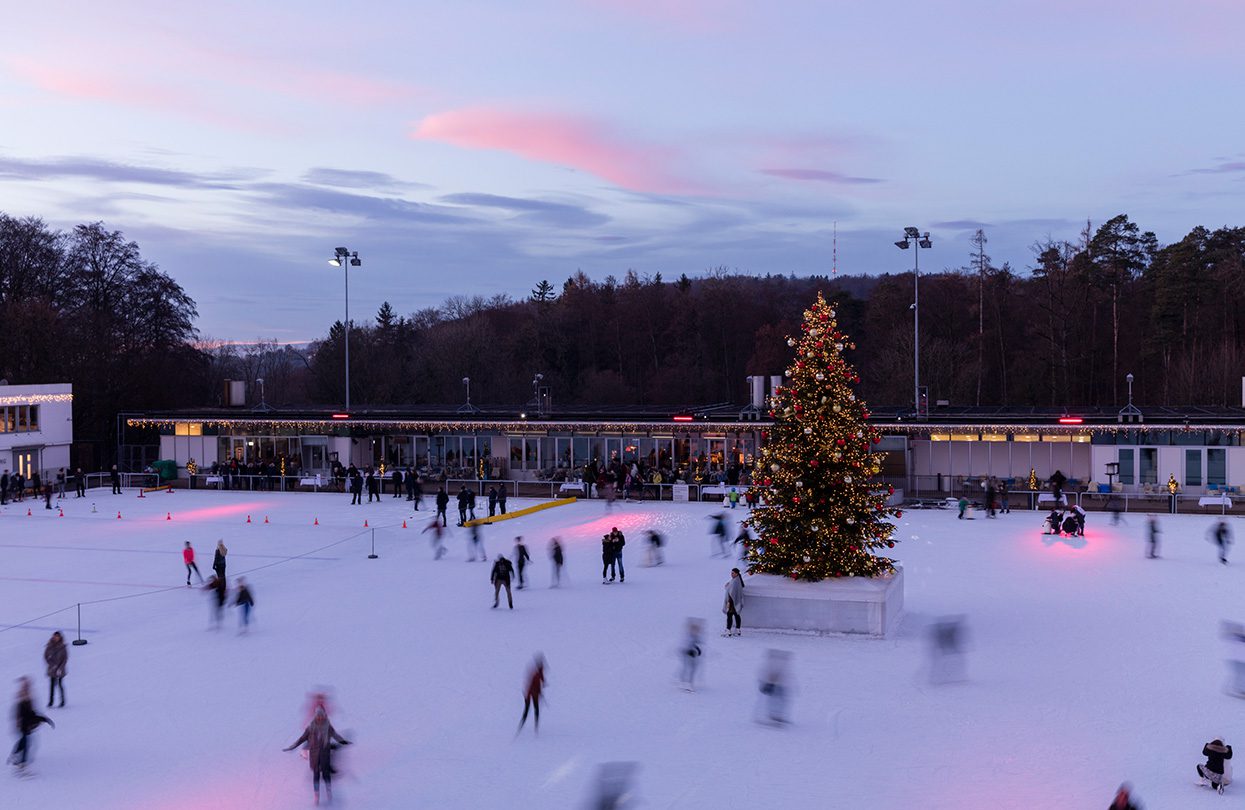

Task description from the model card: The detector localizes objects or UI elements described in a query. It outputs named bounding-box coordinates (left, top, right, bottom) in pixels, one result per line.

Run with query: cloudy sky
left=1, top=1, right=1241, bottom=341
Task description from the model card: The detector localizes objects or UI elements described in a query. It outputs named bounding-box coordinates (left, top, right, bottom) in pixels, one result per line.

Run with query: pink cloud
left=411, top=107, right=701, bottom=195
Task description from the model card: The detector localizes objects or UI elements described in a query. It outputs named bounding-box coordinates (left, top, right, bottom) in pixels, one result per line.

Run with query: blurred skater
left=710, top=514, right=728, bottom=557
left=722, top=568, right=744, bottom=637
left=734, top=525, right=751, bottom=560
left=7, top=677, right=53, bottom=773
left=1213, top=520, right=1233, bottom=565
left=928, top=616, right=967, bottom=684
left=549, top=538, right=564, bottom=587
left=212, top=539, right=228, bottom=580
left=756, top=649, right=791, bottom=725
left=1222, top=622, right=1245, bottom=697
left=646, top=530, right=664, bottom=567
left=517, top=654, right=545, bottom=735
left=234, top=578, right=254, bottom=632
left=204, top=574, right=227, bottom=629
left=1198, top=737, right=1232, bottom=793
left=1109, top=783, right=1141, bottom=809
left=514, top=537, right=531, bottom=589
left=422, top=517, right=447, bottom=560
left=468, top=522, right=486, bottom=562
left=584, top=762, right=640, bottom=810
left=1146, top=516, right=1160, bottom=559
left=283, top=705, right=350, bottom=805
left=491, top=554, right=515, bottom=609
left=679, top=619, right=703, bottom=691
left=43, top=632, right=67, bottom=708
left=183, top=541, right=204, bottom=586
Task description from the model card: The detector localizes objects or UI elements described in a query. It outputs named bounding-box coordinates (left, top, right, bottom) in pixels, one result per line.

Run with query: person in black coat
left=365, top=469, right=379, bottom=503
left=491, top=555, right=515, bottom=609
left=390, top=467, right=403, bottom=498
left=1048, top=469, right=1067, bottom=504
left=8, top=677, right=53, bottom=770
left=514, top=537, right=531, bottom=589
left=349, top=469, right=363, bottom=505
left=488, top=486, right=498, bottom=518
left=601, top=534, right=617, bottom=583
left=74, top=467, right=86, bottom=498
left=1214, top=520, right=1233, bottom=565
left=435, top=486, right=449, bottom=526
left=498, top=487, right=508, bottom=515
left=549, top=538, right=564, bottom=587
left=1198, top=738, right=1233, bottom=792
left=0, top=470, right=8, bottom=505
left=456, top=486, right=471, bottom=526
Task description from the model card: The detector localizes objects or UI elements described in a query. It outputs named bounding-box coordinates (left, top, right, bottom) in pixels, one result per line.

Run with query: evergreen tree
left=530, top=279, right=557, bottom=302
left=744, top=293, right=898, bottom=580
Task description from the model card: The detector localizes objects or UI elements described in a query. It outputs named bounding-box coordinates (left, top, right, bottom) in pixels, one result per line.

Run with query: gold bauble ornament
left=832, top=404, right=841, bottom=413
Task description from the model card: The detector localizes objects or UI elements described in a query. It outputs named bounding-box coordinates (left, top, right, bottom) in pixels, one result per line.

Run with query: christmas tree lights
left=743, top=294, right=898, bottom=581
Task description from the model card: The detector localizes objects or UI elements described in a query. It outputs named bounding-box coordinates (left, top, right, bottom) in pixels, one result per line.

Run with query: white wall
left=0, top=383, right=73, bottom=476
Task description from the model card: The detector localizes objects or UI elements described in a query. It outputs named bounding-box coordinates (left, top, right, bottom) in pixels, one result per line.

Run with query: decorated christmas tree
left=743, top=294, right=899, bottom=581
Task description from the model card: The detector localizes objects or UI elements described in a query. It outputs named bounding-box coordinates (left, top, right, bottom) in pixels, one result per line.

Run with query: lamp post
left=458, top=376, right=479, bottom=414
left=894, top=227, right=932, bottom=417
left=328, top=247, right=362, bottom=410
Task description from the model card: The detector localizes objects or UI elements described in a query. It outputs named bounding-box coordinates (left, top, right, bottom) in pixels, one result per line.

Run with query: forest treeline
left=4, top=212, right=1245, bottom=464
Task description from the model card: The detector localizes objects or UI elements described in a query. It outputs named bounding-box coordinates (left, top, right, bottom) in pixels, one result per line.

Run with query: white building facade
left=0, top=383, right=74, bottom=479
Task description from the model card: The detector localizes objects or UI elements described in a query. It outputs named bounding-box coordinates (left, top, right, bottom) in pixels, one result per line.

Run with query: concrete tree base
left=743, top=565, right=904, bottom=637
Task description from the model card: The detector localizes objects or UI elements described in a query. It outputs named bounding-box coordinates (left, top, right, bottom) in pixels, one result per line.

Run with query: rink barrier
left=463, top=497, right=577, bottom=527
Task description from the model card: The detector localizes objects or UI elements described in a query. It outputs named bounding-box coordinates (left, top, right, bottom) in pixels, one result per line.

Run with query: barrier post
left=72, top=603, right=88, bottom=646
left=368, top=528, right=379, bottom=559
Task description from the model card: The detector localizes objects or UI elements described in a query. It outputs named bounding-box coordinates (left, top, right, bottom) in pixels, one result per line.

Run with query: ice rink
left=2, top=488, right=1243, bottom=808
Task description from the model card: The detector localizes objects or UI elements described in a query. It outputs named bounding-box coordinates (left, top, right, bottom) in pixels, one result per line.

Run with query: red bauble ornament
left=887, top=485, right=895, bottom=495
left=792, top=496, right=800, bottom=504
left=809, top=459, right=819, bottom=467
left=887, top=541, right=895, bottom=548
left=819, top=312, right=828, bottom=322
left=816, top=340, right=824, bottom=348
left=763, top=477, right=772, bottom=486
left=896, top=510, right=903, bottom=518
left=796, top=361, right=805, bottom=369
left=836, top=439, right=845, bottom=447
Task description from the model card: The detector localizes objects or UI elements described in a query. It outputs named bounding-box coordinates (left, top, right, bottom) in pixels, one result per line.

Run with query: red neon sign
left=1058, top=417, right=1083, bottom=424
left=672, top=415, right=694, bottom=422
left=331, top=413, right=350, bottom=419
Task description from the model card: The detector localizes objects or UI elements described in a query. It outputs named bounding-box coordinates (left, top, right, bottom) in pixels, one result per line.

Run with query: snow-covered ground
left=1, top=489, right=1242, bottom=808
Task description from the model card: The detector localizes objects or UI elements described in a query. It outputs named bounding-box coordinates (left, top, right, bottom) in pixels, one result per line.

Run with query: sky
left=1, top=0, right=1242, bottom=342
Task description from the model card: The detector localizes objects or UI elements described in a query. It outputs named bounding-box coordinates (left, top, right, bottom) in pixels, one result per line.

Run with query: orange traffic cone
left=246, top=515, right=252, bottom=524
left=402, top=520, right=408, bottom=529
left=363, top=519, right=369, bottom=528
left=27, top=508, right=32, bottom=516
left=166, top=512, right=172, bottom=521
left=264, top=516, right=269, bottom=524
left=58, top=508, right=64, bottom=517
left=313, top=517, right=319, bottom=526
left=116, top=511, right=122, bottom=519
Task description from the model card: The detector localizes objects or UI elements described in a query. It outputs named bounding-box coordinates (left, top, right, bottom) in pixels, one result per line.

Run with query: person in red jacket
left=517, top=654, right=546, bottom=735
left=183, top=542, right=204, bottom=586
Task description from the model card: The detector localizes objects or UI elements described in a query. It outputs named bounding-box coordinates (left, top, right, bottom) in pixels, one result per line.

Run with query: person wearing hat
left=283, top=705, right=350, bottom=805
left=723, top=568, right=745, bottom=637
left=1199, top=737, right=1233, bottom=793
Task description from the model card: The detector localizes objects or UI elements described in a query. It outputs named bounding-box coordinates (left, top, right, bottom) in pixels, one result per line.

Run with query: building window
left=1119, top=449, right=1134, bottom=485
left=1208, top=449, right=1227, bottom=487
left=174, top=423, right=203, bottom=437
left=980, top=433, right=1007, bottom=442
left=1070, top=434, right=1090, bottom=443
left=1185, top=449, right=1202, bottom=487
left=927, top=433, right=950, bottom=442
left=949, top=434, right=976, bottom=442
left=1043, top=434, right=1071, bottom=443
left=1013, top=433, right=1039, bottom=442
left=27, top=405, right=38, bottom=431
left=1139, top=448, right=1158, bottom=485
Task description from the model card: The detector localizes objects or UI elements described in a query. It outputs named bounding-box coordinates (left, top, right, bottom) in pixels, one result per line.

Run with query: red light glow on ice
left=172, top=502, right=274, bottom=522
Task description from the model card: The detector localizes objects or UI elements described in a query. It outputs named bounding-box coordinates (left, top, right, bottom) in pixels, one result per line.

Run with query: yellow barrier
left=142, top=485, right=173, bottom=493
left=464, top=497, right=577, bottom=527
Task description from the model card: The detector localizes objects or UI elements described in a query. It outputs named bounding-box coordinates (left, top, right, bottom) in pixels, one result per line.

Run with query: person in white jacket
left=722, top=568, right=744, bottom=637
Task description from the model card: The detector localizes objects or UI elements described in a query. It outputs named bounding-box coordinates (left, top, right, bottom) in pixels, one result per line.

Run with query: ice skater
left=1110, top=783, right=1141, bottom=809
left=1043, top=509, right=1062, bottom=535
left=601, top=533, right=617, bottom=583
left=1146, top=516, right=1160, bottom=559
left=8, top=677, right=53, bottom=774
left=456, top=486, right=470, bottom=526
left=497, top=486, right=507, bottom=515
left=549, top=538, right=564, bottom=587
left=488, top=486, right=498, bottom=517
left=1198, top=737, right=1232, bottom=794
left=1070, top=503, right=1087, bottom=536
left=204, top=574, right=227, bottom=629
left=283, top=705, right=351, bottom=805
left=756, top=649, right=791, bottom=725
left=435, top=486, right=449, bottom=526
left=234, top=578, right=254, bottom=632
left=514, top=536, right=531, bottom=589
left=679, top=619, right=703, bottom=691
left=722, top=568, right=744, bottom=637
left=734, top=525, right=751, bottom=560
left=468, top=522, right=486, bottom=562
left=709, top=514, right=728, bottom=557
left=1213, top=520, right=1233, bottom=565
left=422, top=517, right=447, bottom=560
left=1222, top=622, right=1245, bottom=698
left=212, top=539, right=228, bottom=581
left=646, top=530, right=664, bottom=566
left=43, top=632, right=67, bottom=708
left=928, top=616, right=967, bottom=684
left=517, top=654, right=545, bottom=735
left=610, top=527, right=626, bottom=583
left=491, top=554, right=515, bottom=609
left=183, top=541, right=204, bottom=586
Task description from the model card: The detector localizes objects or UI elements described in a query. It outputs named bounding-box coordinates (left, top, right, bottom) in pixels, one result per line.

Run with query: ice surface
left=1, top=492, right=1242, bottom=808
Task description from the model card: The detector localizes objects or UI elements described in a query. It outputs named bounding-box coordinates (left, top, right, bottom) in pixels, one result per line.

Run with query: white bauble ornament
left=804, top=427, right=812, bottom=435
left=802, top=555, right=811, bottom=562
left=787, top=338, right=796, bottom=347
left=771, top=463, right=780, bottom=472
left=846, top=517, right=855, bottom=525
left=844, top=475, right=853, bottom=483
left=795, top=481, right=803, bottom=488
left=829, top=309, right=836, bottom=317
left=835, top=343, right=844, bottom=351
left=815, top=373, right=824, bottom=381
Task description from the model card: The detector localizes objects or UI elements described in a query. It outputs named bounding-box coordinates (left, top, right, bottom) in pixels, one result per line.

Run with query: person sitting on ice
left=1060, top=513, right=1080, bottom=536
left=1199, top=738, right=1233, bottom=793
left=1043, top=510, right=1062, bottom=535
